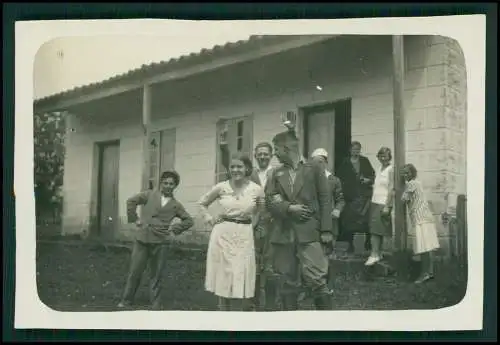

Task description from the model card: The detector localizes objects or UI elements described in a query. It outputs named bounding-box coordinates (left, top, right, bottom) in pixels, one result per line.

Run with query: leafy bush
left=34, top=111, right=65, bottom=224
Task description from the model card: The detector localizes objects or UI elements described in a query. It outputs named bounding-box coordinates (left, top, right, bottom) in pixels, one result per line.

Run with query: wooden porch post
left=392, top=35, right=409, bottom=275
left=141, top=84, right=152, bottom=190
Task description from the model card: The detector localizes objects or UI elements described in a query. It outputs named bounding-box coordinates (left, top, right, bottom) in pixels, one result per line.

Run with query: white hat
left=311, top=148, right=328, bottom=159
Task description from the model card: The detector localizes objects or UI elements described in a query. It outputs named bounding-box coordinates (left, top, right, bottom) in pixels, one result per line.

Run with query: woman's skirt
left=368, top=202, right=393, bottom=237
left=339, top=196, right=371, bottom=238
left=205, top=221, right=256, bottom=299
left=412, top=222, right=440, bottom=254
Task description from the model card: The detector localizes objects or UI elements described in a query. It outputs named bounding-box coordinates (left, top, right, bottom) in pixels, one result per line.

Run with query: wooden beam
left=141, top=85, right=152, bottom=191
left=34, top=35, right=336, bottom=114
left=392, top=35, right=408, bottom=254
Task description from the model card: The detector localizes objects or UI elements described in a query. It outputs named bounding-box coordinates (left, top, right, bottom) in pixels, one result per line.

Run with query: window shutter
left=148, top=131, right=161, bottom=189
left=215, top=118, right=229, bottom=183
left=226, top=119, right=238, bottom=154
left=242, top=114, right=254, bottom=160
left=159, top=128, right=176, bottom=174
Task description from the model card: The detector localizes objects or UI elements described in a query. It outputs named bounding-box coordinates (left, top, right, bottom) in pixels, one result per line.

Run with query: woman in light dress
left=365, top=147, right=394, bottom=266
left=198, top=152, right=263, bottom=311
left=401, top=163, right=440, bottom=283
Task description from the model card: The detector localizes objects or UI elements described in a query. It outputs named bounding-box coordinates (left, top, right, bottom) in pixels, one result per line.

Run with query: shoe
left=414, top=273, right=435, bottom=284
left=364, top=256, right=381, bottom=266
left=313, top=294, right=332, bottom=310
left=347, top=244, right=355, bottom=253
left=328, top=251, right=338, bottom=261
left=281, top=295, right=299, bottom=311
left=150, top=304, right=163, bottom=311
left=117, top=300, right=132, bottom=308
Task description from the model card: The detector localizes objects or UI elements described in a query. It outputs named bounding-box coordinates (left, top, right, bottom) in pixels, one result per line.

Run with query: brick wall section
left=60, top=36, right=466, bottom=256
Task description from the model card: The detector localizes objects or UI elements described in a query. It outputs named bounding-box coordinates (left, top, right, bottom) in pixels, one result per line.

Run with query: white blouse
left=372, top=164, right=394, bottom=205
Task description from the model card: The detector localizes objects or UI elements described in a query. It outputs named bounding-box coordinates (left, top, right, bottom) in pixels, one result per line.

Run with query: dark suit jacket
left=249, top=169, right=262, bottom=186
left=328, top=174, right=346, bottom=213
left=250, top=168, right=274, bottom=227
left=264, top=160, right=332, bottom=244
left=127, top=190, right=194, bottom=243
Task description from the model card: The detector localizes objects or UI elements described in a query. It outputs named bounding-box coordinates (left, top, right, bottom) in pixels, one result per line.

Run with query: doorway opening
left=95, top=140, right=120, bottom=240
left=301, top=98, right=352, bottom=175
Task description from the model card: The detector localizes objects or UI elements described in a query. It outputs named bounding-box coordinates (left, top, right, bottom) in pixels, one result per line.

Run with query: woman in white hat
left=311, top=148, right=345, bottom=255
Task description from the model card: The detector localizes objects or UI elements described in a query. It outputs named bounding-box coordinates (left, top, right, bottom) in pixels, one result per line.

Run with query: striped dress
left=403, top=179, right=440, bottom=254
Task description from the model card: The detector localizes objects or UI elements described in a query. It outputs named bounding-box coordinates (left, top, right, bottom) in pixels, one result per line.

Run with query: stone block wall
left=403, top=35, right=467, bottom=259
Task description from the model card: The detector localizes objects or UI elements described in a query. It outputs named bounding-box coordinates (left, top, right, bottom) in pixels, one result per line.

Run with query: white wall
left=62, top=35, right=467, bottom=255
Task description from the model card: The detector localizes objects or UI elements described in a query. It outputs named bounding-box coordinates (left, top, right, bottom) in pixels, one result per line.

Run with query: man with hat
left=118, top=170, right=194, bottom=310
left=311, top=148, right=346, bottom=257
left=264, top=130, right=334, bottom=310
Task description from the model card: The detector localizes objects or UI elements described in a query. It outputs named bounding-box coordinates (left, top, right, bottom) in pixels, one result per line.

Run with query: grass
left=36, top=241, right=467, bottom=312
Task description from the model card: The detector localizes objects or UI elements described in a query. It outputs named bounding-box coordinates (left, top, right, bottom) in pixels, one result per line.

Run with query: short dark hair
left=160, top=170, right=180, bottom=186
left=351, top=141, right=362, bottom=149
left=402, top=163, right=418, bottom=179
left=272, top=131, right=299, bottom=150
left=230, top=152, right=254, bottom=177
left=377, top=146, right=392, bottom=161
left=254, top=142, right=273, bottom=154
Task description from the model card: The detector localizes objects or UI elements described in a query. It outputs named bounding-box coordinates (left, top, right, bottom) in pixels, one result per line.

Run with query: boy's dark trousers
left=252, top=230, right=277, bottom=311
left=121, top=239, right=167, bottom=310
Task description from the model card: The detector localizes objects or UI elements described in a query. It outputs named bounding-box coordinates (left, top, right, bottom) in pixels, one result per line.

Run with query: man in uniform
left=264, top=130, right=334, bottom=310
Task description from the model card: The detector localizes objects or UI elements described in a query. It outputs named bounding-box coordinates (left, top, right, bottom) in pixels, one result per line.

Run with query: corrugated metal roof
left=34, top=35, right=305, bottom=105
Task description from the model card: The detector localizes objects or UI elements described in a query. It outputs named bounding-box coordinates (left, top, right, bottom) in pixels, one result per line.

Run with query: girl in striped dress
left=401, top=163, right=440, bottom=284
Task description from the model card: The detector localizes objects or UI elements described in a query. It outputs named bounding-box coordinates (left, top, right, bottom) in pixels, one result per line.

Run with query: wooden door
left=97, top=141, right=120, bottom=240
left=306, top=108, right=336, bottom=172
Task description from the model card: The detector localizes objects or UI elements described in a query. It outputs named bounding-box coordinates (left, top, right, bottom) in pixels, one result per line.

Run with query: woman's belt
left=220, top=216, right=252, bottom=225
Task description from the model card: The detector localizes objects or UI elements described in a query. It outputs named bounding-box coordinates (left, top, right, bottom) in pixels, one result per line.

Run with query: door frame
left=298, top=97, right=352, bottom=172
left=90, top=139, right=120, bottom=238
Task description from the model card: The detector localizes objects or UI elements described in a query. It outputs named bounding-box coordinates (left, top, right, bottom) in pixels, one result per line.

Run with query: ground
left=36, top=241, right=467, bottom=312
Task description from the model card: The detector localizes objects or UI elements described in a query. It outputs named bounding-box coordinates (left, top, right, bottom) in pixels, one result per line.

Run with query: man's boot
left=264, top=282, right=278, bottom=311
left=281, top=294, right=299, bottom=311
left=313, top=293, right=332, bottom=311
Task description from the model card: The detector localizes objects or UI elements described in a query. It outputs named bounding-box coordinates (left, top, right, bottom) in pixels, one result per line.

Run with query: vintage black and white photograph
left=17, top=16, right=485, bottom=331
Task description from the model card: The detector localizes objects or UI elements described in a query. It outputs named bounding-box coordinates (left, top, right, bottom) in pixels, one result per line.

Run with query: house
left=34, top=34, right=467, bottom=258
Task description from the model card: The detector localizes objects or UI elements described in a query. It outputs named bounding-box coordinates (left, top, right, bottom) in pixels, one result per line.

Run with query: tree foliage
left=34, top=111, right=65, bottom=222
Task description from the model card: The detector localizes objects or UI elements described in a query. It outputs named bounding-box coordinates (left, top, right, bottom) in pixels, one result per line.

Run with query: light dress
left=198, top=180, right=261, bottom=299
left=369, top=164, right=394, bottom=237
left=403, top=179, right=440, bottom=254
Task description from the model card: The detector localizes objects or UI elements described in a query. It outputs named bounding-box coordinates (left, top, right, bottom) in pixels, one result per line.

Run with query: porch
left=34, top=34, right=467, bottom=260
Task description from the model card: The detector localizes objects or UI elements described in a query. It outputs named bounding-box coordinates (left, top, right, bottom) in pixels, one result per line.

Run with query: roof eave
left=33, top=35, right=337, bottom=114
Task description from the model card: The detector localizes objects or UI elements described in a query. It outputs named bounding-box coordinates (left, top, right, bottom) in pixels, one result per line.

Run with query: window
left=237, top=120, right=244, bottom=151
left=215, top=114, right=254, bottom=183
left=147, top=128, right=176, bottom=189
